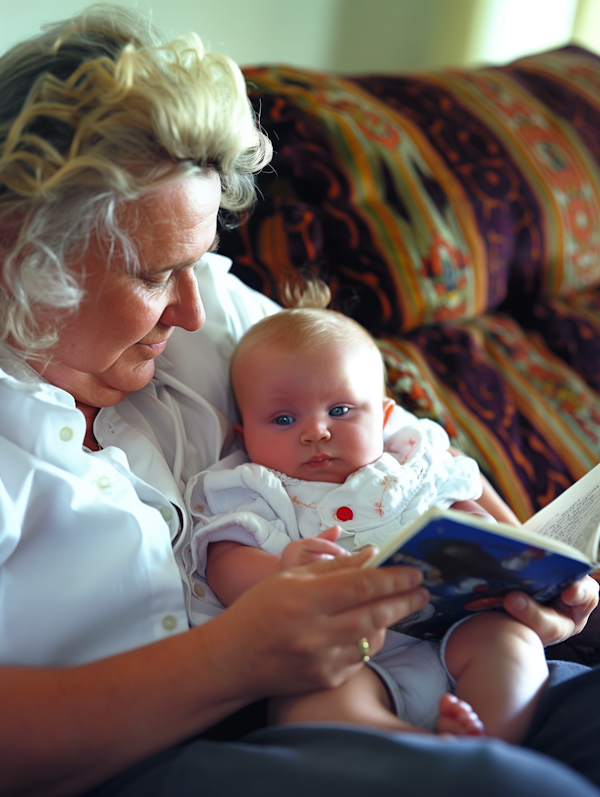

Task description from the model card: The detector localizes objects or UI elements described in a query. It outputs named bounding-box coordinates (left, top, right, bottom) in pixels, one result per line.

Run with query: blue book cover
left=368, top=510, right=595, bottom=640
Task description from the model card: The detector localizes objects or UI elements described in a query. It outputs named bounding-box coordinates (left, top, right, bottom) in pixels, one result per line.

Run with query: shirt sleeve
left=184, top=460, right=300, bottom=579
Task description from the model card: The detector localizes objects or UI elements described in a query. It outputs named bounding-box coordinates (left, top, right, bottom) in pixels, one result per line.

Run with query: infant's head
left=231, top=308, right=394, bottom=483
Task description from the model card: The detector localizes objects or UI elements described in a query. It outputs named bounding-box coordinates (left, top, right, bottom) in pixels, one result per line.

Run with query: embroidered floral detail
left=374, top=475, right=398, bottom=517
left=290, top=494, right=318, bottom=510
left=195, top=503, right=206, bottom=513
left=398, top=437, right=417, bottom=465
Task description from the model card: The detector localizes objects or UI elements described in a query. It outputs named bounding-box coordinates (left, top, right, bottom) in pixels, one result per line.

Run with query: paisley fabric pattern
left=218, top=46, right=600, bottom=521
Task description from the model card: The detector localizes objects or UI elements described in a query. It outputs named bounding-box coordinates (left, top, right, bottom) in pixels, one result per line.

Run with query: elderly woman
left=1, top=6, right=600, bottom=797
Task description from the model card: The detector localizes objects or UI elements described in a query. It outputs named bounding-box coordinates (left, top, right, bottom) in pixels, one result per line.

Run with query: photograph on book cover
left=385, top=515, right=593, bottom=640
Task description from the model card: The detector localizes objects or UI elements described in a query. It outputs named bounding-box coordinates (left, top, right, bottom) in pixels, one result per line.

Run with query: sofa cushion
left=379, top=313, right=600, bottom=520
left=220, top=46, right=600, bottom=336
left=517, top=288, right=600, bottom=394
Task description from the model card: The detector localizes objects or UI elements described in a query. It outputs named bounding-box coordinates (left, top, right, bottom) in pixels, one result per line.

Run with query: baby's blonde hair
left=231, top=279, right=385, bottom=406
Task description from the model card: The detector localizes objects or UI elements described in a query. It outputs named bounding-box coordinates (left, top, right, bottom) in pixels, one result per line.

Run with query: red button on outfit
left=336, top=506, right=353, bottom=521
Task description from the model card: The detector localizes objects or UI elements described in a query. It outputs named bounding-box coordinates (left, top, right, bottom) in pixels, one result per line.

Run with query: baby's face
left=234, top=341, right=393, bottom=483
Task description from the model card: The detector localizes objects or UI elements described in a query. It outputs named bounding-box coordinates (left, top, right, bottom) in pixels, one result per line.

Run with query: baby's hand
left=280, top=525, right=351, bottom=570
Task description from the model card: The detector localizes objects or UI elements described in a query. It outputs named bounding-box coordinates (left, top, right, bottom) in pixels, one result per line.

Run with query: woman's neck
left=75, top=401, right=102, bottom=451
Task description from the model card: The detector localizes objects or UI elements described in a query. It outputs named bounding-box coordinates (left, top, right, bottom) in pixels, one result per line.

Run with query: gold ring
left=357, top=637, right=370, bottom=662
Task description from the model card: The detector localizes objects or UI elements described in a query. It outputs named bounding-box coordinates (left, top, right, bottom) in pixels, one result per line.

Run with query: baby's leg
left=269, top=666, right=418, bottom=732
left=270, top=666, right=483, bottom=736
left=444, top=611, right=548, bottom=743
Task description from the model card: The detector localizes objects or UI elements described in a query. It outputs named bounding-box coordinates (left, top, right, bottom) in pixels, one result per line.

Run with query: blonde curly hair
left=0, top=4, right=272, bottom=352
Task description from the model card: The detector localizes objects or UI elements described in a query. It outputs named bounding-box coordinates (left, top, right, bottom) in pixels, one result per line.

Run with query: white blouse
left=0, top=253, right=279, bottom=666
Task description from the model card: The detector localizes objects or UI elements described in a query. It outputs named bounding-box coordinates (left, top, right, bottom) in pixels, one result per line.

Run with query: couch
left=217, top=45, right=600, bottom=665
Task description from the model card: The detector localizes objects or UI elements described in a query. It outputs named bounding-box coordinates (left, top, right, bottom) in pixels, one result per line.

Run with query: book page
left=524, top=479, right=600, bottom=561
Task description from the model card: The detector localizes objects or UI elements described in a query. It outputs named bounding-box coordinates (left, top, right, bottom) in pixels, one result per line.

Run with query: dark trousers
left=87, top=661, right=600, bottom=797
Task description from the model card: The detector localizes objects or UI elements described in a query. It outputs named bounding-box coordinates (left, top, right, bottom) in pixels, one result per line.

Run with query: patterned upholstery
left=218, top=46, right=600, bottom=534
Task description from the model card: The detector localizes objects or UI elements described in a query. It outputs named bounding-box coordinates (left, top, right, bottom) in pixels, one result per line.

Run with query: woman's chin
left=70, top=361, right=157, bottom=407
left=102, top=361, right=157, bottom=400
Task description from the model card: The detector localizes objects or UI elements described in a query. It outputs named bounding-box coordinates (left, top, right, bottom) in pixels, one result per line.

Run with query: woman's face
left=32, top=172, right=221, bottom=406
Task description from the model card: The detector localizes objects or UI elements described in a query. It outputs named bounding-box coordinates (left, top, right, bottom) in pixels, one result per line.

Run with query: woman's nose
left=160, top=267, right=206, bottom=331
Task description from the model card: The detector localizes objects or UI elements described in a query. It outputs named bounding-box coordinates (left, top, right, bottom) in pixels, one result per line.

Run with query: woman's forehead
left=96, top=173, right=221, bottom=272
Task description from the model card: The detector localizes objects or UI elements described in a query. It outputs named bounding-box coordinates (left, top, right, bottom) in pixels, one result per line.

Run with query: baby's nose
left=301, top=422, right=332, bottom=443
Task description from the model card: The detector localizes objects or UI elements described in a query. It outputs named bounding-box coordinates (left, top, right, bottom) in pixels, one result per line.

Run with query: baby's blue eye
left=329, top=406, right=349, bottom=417
left=274, top=415, right=295, bottom=426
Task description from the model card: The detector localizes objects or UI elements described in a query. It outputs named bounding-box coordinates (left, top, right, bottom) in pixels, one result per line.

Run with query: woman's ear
left=382, top=398, right=395, bottom=428
left=233, top=422, right=245, bottom=447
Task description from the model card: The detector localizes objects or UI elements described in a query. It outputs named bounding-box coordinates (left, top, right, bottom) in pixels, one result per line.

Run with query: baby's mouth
left=305, top=455, right=334, bottom=467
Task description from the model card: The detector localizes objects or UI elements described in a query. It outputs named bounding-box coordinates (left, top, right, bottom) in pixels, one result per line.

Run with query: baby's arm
left=206, top=526, right=349, bottom=607
left=449, top=499, right=496, bottom=521
left=477, top=471, right=521, bottom=525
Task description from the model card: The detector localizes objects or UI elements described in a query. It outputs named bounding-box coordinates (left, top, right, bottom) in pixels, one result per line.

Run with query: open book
left=364, top=463, right=600, bottom=640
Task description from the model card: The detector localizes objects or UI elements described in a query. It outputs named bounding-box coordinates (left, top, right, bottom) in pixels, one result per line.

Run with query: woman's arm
left=1, top=551, right=428, bottom=797
left=0, top=628, right=248, bottom=797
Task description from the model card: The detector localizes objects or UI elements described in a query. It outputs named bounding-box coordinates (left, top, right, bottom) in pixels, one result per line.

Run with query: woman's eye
left=274, top=415, right=295, bottom=426
left=141, top=272, right=173, bottom=287
left=329, top=406, right=349, bottom=417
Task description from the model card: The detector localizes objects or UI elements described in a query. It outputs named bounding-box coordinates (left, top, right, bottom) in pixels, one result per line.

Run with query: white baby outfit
left=184, top=406, right=482, bottom=730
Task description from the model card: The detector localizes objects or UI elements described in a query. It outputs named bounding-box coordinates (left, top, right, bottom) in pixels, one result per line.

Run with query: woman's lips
left=138, top=332, right=172, bottom=355
left=137, top=339, right=169, bottom=356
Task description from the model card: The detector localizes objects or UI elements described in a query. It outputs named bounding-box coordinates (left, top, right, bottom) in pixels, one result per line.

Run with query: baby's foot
left=437, top=693, right=485, bottom=736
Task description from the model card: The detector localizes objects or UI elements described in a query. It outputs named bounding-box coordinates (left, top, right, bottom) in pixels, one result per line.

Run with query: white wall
left=1, top=0, right=598, bottom=73
left=573, top=0, right=600, bottom=52
left=466, top=0, right=580, bottom=65
left=3, top=0, right=342, bottom=67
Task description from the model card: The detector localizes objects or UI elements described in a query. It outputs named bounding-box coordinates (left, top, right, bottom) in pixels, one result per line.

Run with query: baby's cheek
left=352, top=429, right=384, bottom=467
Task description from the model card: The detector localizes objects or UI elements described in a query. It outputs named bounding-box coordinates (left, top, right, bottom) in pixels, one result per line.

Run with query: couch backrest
left=218, top=46, right=600, bottom=336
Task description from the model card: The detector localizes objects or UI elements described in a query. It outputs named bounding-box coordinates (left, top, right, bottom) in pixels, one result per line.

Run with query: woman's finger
left=559, top=575, right=599, bottom=633
left=293, top=555, right=425, bottom=617
left=503, top=576, right=599, bottom=646
left=315, top=585, right=430, bottom=643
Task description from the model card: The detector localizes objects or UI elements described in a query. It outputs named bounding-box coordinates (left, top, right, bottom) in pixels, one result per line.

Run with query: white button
left=160, top=505, right=173, bottom=522
left=193, top=583, right=205, bottom=598
left=162, top=615, right=177, bottom=631
left=96, top=476, right=111, bottom=491
left=59, top=427, right=74, bottom=442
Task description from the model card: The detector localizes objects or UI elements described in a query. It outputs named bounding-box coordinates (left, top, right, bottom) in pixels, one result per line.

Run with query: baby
left=185, top=306, right=547, bottom=742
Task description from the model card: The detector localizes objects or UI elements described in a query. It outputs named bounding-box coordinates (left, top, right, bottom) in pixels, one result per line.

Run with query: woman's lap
left=85, top=662, right=600, bottom=797
left=524, top=660, right=600, bottom=786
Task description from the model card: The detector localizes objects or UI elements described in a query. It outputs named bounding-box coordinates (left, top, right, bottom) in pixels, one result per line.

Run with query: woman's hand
left=280, top=526, right=351, bottom=569
left=503, top=575, right=599, bottom=646
left=202, top=548, right=429, bottom=699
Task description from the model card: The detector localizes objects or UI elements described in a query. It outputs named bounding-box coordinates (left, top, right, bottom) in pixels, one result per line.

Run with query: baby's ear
left=382, top=398, right=395, bottom=428
left=233, top=422, right=245, bottom=447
